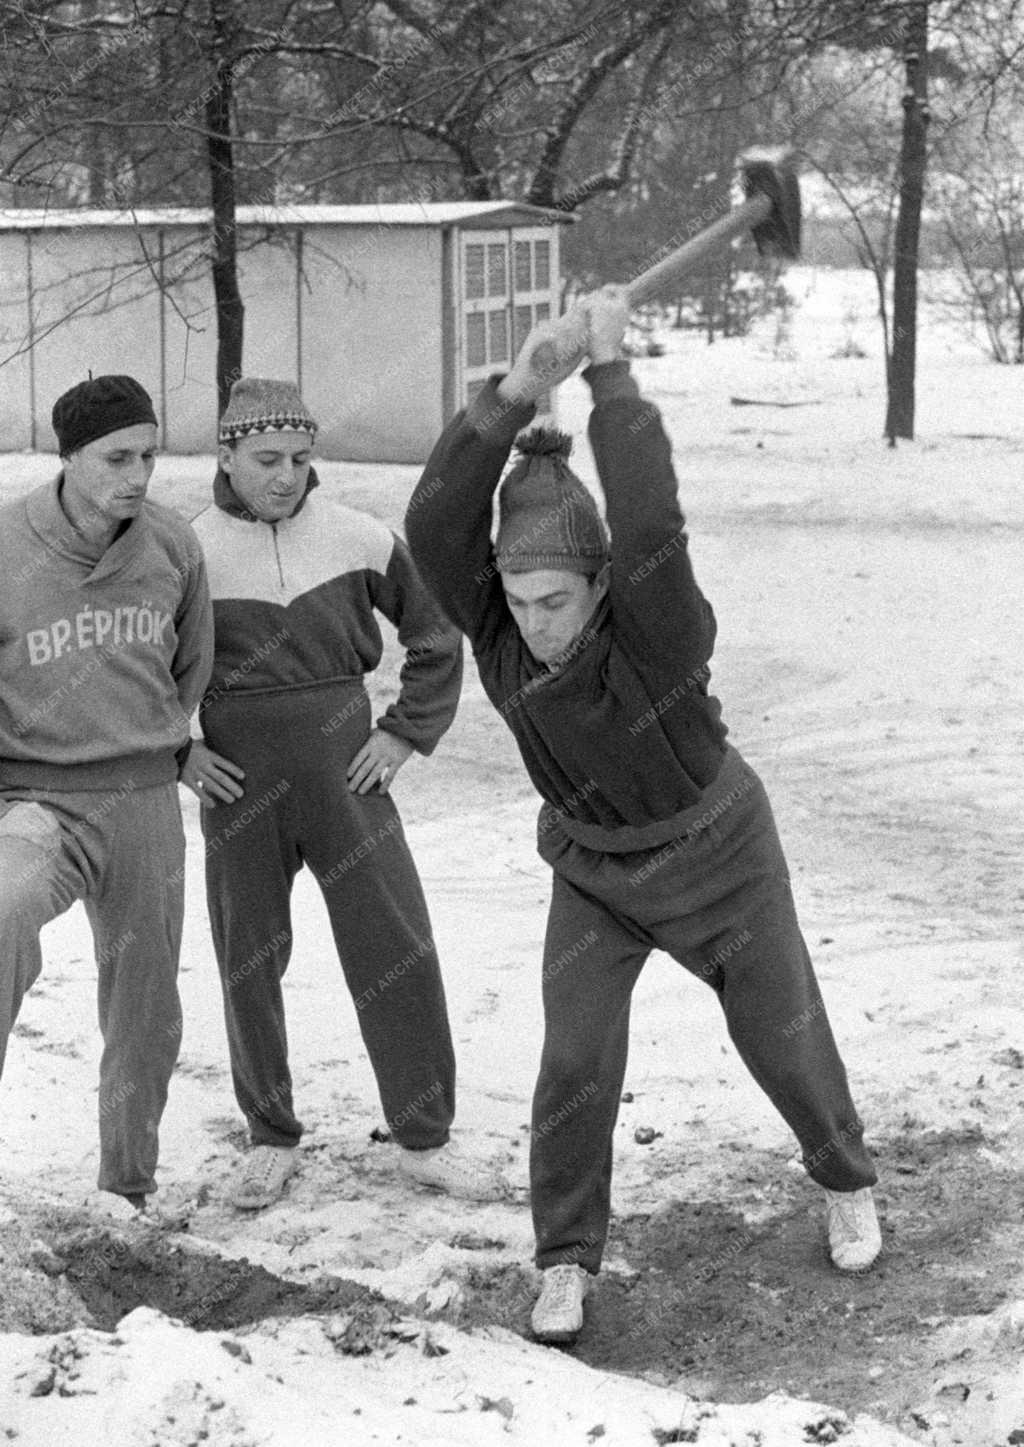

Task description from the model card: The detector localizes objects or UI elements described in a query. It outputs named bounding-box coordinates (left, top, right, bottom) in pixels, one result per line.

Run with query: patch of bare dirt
left=445, top=1125, right=1024, bottom=1437
left=0, top=1202, right=384, bottom=1337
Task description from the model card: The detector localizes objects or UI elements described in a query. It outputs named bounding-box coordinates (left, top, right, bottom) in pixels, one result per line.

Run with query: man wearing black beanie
left=406, top=288, right=880, bottom=1345
left=0, top=374, right=213, bottom=1220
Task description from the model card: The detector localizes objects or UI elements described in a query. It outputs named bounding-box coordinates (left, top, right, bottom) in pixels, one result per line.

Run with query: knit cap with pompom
left=495, top=426, right=609, bottom=575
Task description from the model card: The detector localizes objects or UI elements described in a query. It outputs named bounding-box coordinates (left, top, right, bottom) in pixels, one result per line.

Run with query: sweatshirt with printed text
left=0, top=477, right=214, bottom=792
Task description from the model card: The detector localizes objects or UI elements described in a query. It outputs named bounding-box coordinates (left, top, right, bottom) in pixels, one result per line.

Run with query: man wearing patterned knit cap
left=406, top=288, right=880, bottom=1344
left=187, top=377, right=506, bottom=1209
left=0, top=374, right=213, bottom=1220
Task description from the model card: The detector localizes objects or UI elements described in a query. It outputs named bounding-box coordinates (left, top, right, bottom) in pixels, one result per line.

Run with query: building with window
left=0, top=201, right=570, bottom=462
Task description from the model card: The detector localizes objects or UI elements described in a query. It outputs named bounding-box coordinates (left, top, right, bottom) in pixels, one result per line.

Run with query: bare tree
left=884, top=0, right=929, bottom=443
left=5, top=0, right=1024, bottom=434
left=931, top=108, right=1024, bottom=363
left=1, top=0, right=710, bottom=401
left=205, top=0, right=244, bottom=410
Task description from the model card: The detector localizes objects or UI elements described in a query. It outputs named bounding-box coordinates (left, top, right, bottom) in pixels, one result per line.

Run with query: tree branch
left=524, top=1, right=677, bottom=209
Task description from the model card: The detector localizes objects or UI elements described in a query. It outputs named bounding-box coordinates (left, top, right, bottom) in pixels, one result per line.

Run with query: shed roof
left=0, top=200, right=574, bottom=231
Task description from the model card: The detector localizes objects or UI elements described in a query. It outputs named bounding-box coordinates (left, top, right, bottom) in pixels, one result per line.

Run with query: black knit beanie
left=52, top=375, right=157, bottom=457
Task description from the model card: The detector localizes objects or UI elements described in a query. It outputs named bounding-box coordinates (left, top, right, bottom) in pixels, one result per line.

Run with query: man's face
left=501, top=567, right=607, bottom=666
left=219, top=431, right=314, bottom=520
left=62, top=423, right=158, bottom=528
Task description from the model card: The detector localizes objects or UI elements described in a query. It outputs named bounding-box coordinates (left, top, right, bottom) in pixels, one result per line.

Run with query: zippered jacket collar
left=213, top=464, right=321, bottom=521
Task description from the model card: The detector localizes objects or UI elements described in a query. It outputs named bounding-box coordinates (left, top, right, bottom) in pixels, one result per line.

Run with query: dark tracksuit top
left=406, top=363, right=875, bottom=1272
left=190, top=467, right=463, bottom=1150
left=406, top=362, right=729, bottom=847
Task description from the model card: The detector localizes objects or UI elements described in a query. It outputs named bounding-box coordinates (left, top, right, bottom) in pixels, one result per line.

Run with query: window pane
left=487, top=244, right=507, bottom=296
left=535, top=302, right=550, bottom=323
left=465, top=312, right=487, bottom=366
left=514, top=240, right=532, bottom=291
left=465, top=245, right=485, bottom=299
left=534, top=240, right=550, bottom=289
left=488, top=309, right=508, bottom=362
left=513, top=304, right=533, bottom=354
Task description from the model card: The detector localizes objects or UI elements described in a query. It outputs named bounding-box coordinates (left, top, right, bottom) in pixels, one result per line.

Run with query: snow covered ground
left=1, top=267, right=1022, bottom=1445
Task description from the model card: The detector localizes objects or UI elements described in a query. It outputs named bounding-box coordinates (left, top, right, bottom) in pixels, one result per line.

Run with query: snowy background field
left=1, top=266, right=1022, bottom=1445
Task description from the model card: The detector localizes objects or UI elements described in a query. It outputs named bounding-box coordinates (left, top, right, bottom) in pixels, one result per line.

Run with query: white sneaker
left=531, top=1264, right=590, bottom=1343
left=397, top=1140, right=512, bottom=1202
left=229, top=1146, right=298, bottom=1210
left=824, top=1186, right=881, bottom=1271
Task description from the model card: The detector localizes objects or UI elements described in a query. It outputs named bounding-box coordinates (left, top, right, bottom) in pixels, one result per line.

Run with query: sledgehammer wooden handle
left=626, top=192, right=772, bottom=308
left=530, top=191, right=773, bottom=377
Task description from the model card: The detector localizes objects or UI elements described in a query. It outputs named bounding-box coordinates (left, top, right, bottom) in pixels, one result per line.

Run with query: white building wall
left=0, top=232, right=34, bottom=450
left=9, top=226, right=164, bottom=454
left=0, top=213, right=515, bottom=462
left=157, top=225, right=218, bottom=452
left=158, top=226, right=304, bottom=453
left=299, top=225, right=443, bottom=463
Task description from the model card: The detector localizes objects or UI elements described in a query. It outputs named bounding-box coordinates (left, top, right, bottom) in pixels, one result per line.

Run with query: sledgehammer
left=531, top=147, right=801, bottom=373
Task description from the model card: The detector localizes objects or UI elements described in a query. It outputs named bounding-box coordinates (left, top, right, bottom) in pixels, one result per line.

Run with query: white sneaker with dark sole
left=397, top=1140, right=512, bottom=1202
left=229, top=1146, right=298, bottom=1210
left=824, top=1185, right=881, bottom=1271
left=531, top=1264, right=590, bottom=1343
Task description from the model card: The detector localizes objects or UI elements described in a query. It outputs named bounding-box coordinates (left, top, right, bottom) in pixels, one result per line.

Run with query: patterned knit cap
left=495, top=427, right=609, bottom=575
left=219, top=376, right=318, bottom=443
left=52, top=374, right=157, bottom=456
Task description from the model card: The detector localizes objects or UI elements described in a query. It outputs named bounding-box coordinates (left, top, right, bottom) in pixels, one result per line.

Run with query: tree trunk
left=81, top=0, right=107, bottom=204
left=205, top=0, right=244, bottom=416
left=884, top=1, right=929, bottom=445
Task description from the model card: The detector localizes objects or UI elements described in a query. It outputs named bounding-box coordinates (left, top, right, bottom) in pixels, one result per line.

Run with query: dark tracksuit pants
left=0, top=785, right=184, bottom=1196
left=531, top=747, right=876, bottom=1274
left=201, top=680, right=455, bottom=1151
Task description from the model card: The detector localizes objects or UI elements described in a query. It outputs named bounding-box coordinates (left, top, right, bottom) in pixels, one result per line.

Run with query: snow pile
left=1, top=1301, right=920, bottom=1446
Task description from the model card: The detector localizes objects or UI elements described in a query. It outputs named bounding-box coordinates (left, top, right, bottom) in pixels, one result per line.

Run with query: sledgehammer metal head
left=623, top=145, right=802, bottom=308
left=740, top=146, right=801, bottom=258
left=526, top=145, right=801, bottom=375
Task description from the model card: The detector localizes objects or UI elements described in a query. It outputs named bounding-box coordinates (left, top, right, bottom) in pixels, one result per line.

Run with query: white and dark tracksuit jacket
left=190, top=467, right=463, bottom=1150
